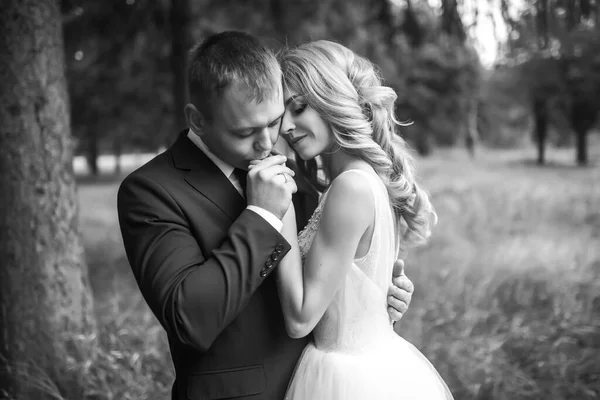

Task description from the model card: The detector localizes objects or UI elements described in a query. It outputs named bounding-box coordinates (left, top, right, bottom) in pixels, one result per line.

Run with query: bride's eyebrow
left=284, top=95, right=306, bottom=107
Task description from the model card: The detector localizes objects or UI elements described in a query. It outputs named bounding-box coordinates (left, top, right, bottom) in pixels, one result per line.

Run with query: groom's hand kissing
left=247, top=155, right=297, bottom=220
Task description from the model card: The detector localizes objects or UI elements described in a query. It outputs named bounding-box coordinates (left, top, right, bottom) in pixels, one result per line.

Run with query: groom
left=118, top=31, right=414, bottom=400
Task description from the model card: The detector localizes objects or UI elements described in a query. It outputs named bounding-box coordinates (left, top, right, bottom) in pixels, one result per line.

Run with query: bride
left=267, top=40, right=454, bottom=399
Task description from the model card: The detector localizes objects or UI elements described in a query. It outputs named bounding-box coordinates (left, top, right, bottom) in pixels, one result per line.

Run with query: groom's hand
left=387, top=260, right=414, bottom=322
left=247, top=155, right=297, bottom=220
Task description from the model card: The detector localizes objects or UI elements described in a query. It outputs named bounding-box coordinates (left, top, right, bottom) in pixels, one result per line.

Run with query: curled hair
left=187, top=31, right=281, bottom=120
left=280, top=40, right=437, bottom=247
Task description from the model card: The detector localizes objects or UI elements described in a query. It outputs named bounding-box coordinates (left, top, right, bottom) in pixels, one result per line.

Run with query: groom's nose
left=254, top=127, right=273, bottom=152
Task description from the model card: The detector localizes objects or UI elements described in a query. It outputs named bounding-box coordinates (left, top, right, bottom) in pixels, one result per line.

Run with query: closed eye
left=292, top=103, right=307, bottom=116
left=268, top=117, right=282, bottom=128
left=236, top=129, right=254, bottom=137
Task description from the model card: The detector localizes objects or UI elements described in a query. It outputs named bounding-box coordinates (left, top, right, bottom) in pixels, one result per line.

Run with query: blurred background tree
left=63, top=0, right=174, bottom=175
left=61, top=0, right=490, bottom=169
left=58, top=0, right=600, bottom=170
left=494, top=0, right=600, bottom=165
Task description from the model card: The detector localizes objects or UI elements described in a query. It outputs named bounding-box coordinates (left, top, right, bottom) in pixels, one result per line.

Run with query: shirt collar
left=187, top=129, right=235, bottom=178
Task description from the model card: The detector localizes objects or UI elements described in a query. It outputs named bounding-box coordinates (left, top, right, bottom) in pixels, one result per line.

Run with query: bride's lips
left=290, top=135, right=307, bottom=146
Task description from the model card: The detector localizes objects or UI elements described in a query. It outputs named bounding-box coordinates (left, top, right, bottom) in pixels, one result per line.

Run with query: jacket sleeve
left=117, top=173, right=291, bottom=352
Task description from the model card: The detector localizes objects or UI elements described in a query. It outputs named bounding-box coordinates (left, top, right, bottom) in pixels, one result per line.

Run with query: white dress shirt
left=187, top=129, right=283, bottom=232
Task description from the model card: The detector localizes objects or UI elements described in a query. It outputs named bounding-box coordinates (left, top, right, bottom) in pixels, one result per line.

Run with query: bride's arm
left=276, top=174, right=373, bottom=338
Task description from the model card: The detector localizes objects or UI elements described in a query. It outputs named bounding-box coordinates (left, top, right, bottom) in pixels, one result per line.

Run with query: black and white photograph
left=1, top=0, right=599, bottom=399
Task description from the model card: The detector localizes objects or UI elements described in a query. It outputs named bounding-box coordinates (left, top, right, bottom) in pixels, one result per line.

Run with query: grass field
left=76, top=144, right=600, bottom=399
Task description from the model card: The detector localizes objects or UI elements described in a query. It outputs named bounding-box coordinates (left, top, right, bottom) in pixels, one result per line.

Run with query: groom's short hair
left=187, top=31, right=282, bottom=121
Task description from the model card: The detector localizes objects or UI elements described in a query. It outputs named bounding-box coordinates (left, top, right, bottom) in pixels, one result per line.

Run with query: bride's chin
left=296, top=151, right=310, bottom=161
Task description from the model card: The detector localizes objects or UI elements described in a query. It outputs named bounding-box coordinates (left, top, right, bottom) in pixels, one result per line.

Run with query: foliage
left=400, top=35, right=482, bottom=153
left=477, top=67, right=533, bottom=148
left=562, top=27, right=600, bottom=132
left=63, top=0, right=173, bottom=158
left=494, top=0, right=600, bottom=162
left=61, top=0, right=482, bottom=161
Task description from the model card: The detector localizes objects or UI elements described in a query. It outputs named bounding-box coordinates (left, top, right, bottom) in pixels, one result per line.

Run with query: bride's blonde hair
left=280, top=40, right=437, bottom=247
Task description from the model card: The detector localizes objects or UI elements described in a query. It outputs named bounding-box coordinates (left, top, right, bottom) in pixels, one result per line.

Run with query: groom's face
left=199, top=80, right=285, bottom=171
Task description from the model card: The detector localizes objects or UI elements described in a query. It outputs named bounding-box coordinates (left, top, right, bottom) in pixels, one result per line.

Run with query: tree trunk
left=0, top=1, right=97, bottom=398
left=169, top=0, right=192, bottom=146
left=441, top=0, right=466, bottom=42
left=86, top=127, right=100, bottom=176
left=575, top=126, right=588, bottom=165
left=570, top=99, right=595, bottom=166
left=533, top=98, right=547, bottom=165
left=403, top=0, right=424, bottom=48
left=270, top=0, right=286, bottom=41
left=465, top=98, right=479, bottom=159
left=113, top=139, right=123, bottom=176
left=415, top=130, right=433, bottom=156
left=537, top=0, right=550, bottom=48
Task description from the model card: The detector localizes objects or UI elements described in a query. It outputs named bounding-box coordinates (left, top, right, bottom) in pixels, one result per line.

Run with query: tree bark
left=0, top=0, right=97, bottom=398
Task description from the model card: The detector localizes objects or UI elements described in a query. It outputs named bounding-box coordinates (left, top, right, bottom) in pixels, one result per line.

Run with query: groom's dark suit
left=118, top=131, right=318, bottom=399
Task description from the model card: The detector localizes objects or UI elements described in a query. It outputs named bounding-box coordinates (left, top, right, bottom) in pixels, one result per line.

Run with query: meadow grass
left=73, top=144, right=600, bottom=400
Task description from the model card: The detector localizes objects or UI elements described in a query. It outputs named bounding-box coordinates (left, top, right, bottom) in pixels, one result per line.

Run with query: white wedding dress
left=285, top=169, right=454, bottom=400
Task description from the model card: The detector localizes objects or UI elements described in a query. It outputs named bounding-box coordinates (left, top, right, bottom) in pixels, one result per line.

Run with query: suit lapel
left=170, top=131, right=246, bottom=221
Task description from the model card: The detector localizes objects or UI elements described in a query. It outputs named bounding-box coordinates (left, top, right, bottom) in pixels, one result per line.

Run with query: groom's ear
left=184, top=103, right=205, bottom=135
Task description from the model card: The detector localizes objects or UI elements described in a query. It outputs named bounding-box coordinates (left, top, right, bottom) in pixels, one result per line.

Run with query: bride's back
left=297, top=169, right=397, bottom=353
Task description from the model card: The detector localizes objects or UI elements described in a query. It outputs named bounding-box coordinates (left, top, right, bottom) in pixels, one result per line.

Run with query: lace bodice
left=296, top=169, right=397, bottom=353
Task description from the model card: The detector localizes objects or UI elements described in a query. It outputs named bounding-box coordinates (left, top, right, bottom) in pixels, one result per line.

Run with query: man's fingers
left=388, top=284, right=411, bottom=304
left=387, top=306, right=404, bottom=322
left=248, top=155, right=287, bottom=171
left=254, top=165, right=296, bottom=180
left=392, top=274, right=414, bottom=294
left=388, top=295, right=408, bottom=314
left=392, top=259, right=405, bottom=277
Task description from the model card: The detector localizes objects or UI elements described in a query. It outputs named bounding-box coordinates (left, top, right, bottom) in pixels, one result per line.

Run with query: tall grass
left=398, top=146, right=600, bottom=399
left=75, top=182, right=174, bottom=399
left=68, top=145, right=598, bottom=399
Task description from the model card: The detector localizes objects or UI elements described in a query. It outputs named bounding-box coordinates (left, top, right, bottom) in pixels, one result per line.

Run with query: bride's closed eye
left=292, top=103, right=307, bottom=116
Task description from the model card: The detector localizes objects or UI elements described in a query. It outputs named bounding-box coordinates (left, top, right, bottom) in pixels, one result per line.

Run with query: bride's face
left=280, top=90, right=335, bottom=161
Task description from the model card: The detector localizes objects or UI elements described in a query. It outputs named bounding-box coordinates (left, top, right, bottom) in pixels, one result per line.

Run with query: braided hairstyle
left=280, top=40, right=437, bottom=247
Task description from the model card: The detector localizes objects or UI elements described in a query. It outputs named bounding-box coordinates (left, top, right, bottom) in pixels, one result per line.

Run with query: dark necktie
left=232, top=168, right=248, bottom=195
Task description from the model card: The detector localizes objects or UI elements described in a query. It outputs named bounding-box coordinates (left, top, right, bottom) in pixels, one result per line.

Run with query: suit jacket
left=117, top=131, right=319, bottom=400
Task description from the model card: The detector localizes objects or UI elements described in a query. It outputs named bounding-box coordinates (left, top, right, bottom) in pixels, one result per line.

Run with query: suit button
left=271, top=252, right=280, bottom=261
left=265, top=259, right=273, bottom=268
left=260, top=269, right=268, bottom=277
left=275, top=244, right=284, bottom=252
